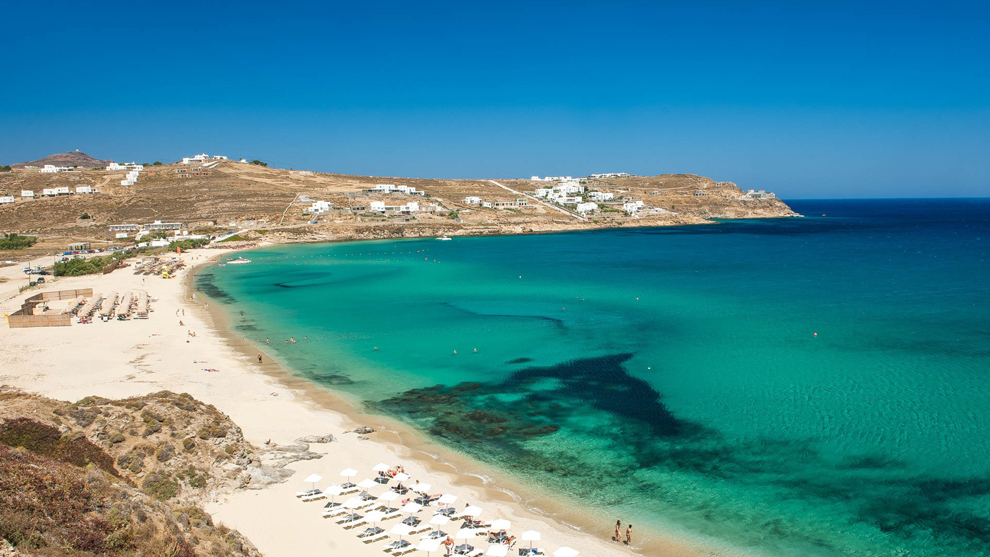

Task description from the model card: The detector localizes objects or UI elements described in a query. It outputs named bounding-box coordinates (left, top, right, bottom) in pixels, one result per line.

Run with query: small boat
left=437, top=236, right=452, bottom=241
left=227, top=257, right=252, bottom=265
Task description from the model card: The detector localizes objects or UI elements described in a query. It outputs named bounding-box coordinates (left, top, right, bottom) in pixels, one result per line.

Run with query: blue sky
left=1, top=1, right=987, bottom=198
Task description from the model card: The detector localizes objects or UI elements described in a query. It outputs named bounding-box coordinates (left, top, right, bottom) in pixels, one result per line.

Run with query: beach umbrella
left=340, top=467, right=358, bottom=479
left=490, top=518, right=511, bottom=530
left=429, top=515, right=449, bottom=530
left=416, top=538, right=443, bottom=555
left=390, top=523, right=414, bottom=542
left=401, top=502, right=424, bottom=515
left=302, top=473, right=323, bottom=489
left=358, top=478, right=378, bottom=489
left=342, top=496, right=365, bottom=509
left=438, top=494, right=458, bottom=505
left=553, top=547, right=579, bottom=557
left=521, top=530, right=541, bottom=550
left=323, top=484, right=345, bottom=506
left=454, top=528, right=477, bottom=540
left=377, top=491, right=399, bottom=503
left=373, top=463, right=391, bottom=473
left=395, top=472, right=411, bottom=482
left=365, top=510, right=386, bottom=526
left=412, top=481, right=432, bottom=493
left=486, top=546, right=508, bottom=557
left=463, top=505, right=483, bottom=517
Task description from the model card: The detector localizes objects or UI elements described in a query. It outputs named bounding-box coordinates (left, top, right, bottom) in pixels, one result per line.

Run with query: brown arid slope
left=10, top=150, right=110, bottom=169
left=0, top=161, right=798, bottom=259
left=0, top=388, right=324, bottom=556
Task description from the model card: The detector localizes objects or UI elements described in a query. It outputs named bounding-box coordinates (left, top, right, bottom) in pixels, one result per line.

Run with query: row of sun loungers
left=70, top=290, right=150, bottom=323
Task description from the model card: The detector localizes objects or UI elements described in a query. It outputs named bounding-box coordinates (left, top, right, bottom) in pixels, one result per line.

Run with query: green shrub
left=249, top=159, right=267, bottom=167
left=141, top=472, right=178, bottom=501
left=0, top=234, right=37, bottom=250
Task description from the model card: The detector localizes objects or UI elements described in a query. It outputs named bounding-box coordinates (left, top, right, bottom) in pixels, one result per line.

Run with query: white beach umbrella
left=416, top=538, right=443, bottom=555
left=429, top=515, right=449, bottom=528
left=454, top=528, right=477, bottom=540
left=438, top=494, right=458, bottom=505
left=401, top=502, right=424, bottom=515
left=486, top=546, right=509, bottom=557
left=412, top=482, right=432, bottom=493
left=377, top=491, right=399, bottom=502
left=358, top=478, right=378, bottom=489
left=323, top=484, right=345, bottom=505
left=340, top=467, right=358, bottom=478
left=390, top=523, right=414, bottom=541
left=553, top=547, right=579, bottom=557
left=302, top=473, right=323, bottom=487
left=490, top=518, right=511, bottom=530
left=463, top=505, right=483, bottom=517
left=373, top=462, right=391, bottom=473
left=395, top=472, right=411, bottom=482
left=522, top=530, right=541, bottom=550
left=343, top=496, right=364, bottom=509
left=365, top=510, right=386, bottom=525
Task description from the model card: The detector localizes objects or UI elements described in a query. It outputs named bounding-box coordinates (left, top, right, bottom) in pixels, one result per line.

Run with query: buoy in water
left=814, top=332, right=818, bottom=337
left=453, top=350, right=457, bottom=355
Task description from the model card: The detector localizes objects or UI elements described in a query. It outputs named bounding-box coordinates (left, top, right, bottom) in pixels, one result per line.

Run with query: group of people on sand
left=613, top=519, right=633, bottom=546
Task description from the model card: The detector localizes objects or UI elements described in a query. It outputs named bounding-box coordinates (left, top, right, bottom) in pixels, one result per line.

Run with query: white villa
left=42, top=188, right=59, bottom=197
left=40, top=164, right=72, bottom=173
left=371, top=184, right=424, bottom=195
left=588, top=172, right=631, bottom=179
left=143, top=220, right=182, bottom=231
left=181, top=153, right=211, bottom=165
left=108, top=224, right=140, bottom=232
left=576, top=202, right=598, bottom=214
left=530, top=176, right=574, bottom=182
left=588, top=191, right=614, bottom=201
left=0, top=196, right=14, bottom=204
left=368, top=200, right=420, bottom=214
left=75, top=186, right=95, bottom=194
left=743, top=189, right=776, bottom=199
left=306, top=201, right=333, bottom=214
left=464, top=196, right=483, bottom=205
left=623, top=201, right=645, bottom=214
left=21, top=190, right=34, bottom=198
left=106, top=162, right=144, bottom=172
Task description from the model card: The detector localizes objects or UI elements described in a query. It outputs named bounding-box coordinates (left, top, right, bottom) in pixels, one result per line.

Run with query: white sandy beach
left=0, top=249, right=704, bottom=557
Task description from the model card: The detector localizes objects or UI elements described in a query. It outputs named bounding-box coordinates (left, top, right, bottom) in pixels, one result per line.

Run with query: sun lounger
left=336, top=513, right=363, bottom=525
left=384, top=539, right=412, bottom=553
left=342, top=516, right=368, bottom=529
left=296, top=488, right=321, bottom=498
left=323, top=506, right=349, bottom=518
left=408, top=524, right=432, bottom=535
left=517, top=548, right=545, bottom=556
left=393, top=546, right=417, bottom=556
left=301, top=492, right=327, bottom=502
left=465, top=550, right=484, bottom=557
left=364, top=531, right=389, bottom=544
left=381, top=508, right=403, bottom=521
left=358, top=527, right=385, bottom=539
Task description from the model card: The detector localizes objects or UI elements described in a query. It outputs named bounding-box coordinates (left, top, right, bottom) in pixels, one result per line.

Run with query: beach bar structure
left=7, top=288, right=93, bottom=328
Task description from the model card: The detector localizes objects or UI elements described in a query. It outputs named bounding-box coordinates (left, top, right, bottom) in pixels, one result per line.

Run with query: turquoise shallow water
left=198, top=199, right=990, bottom=556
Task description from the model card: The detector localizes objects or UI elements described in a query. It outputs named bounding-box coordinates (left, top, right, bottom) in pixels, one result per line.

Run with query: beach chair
left=393, top=546, right=417, bottom=556
left=364, top=531, right=389, bottom=544
left=336, top=513, right=363, bottom=525
left=340, top=484, right=360, bottom=495
left=408, top=523, right=432, bottom=536
left=381, top=508, right=403, bottom=521
left=358, top=527, right=384, bottom=539
left=342, top=516, right=368, bottom=529
left=301, top=491, right=327, bottom=502
left=295, top=488, right=321, bottom=498
left=384, top=539, right=412, bottom=553
left=466, top=550, right=484, bottom=557
left=323, top=506, right=349, bottom=518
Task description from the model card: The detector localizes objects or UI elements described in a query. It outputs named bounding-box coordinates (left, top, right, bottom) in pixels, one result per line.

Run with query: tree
left=447, top=210, right=459, bottom=219
left=153, top=161, right=162, bottom=166
left=0, top=165, right=11, bottom=172
left=249, top=160, right=268, bottom=167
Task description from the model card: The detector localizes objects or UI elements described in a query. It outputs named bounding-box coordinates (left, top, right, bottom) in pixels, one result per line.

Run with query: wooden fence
left=7, top=288, right=93, bottom=328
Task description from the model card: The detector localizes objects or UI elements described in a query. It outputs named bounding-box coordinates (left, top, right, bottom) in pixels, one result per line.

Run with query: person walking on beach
left=266, top=337, right=270, bottom=345
left=614, top=519, right=621, bottom=542
left=625, top=524, right=633, bottom=546
left=257, top=353, right=263, bottom=363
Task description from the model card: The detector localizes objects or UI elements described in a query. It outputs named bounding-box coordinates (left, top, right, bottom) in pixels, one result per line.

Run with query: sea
left=196, top=198, right=990, bottom=557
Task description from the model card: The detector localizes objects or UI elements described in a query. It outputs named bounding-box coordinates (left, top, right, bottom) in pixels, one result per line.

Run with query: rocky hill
left=11, top=150, right=110, bottom=169
left=0, top=388, right=325, bottom=556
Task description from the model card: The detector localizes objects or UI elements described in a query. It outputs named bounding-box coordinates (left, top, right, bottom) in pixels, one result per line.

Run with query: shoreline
left=187, top=249, right=717, bottom=557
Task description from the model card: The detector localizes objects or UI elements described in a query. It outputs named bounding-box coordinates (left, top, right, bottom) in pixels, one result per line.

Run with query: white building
left=558, top=196, right=582, bottom=205
left=106, top=162, right=144, bottom=172
left=108, top=224, right=140, bottom=232
left=623, top=201, right=645, bottom=214
left=368, top=200, right=419, bottom=214
left=554, top=182, right=583, bottom=195
left=576, top=202, right=598, bottom=214
left=464, top=196, right=482, bottom=205
left=56, top=186, right=71, bottom=195
left=21, top=190, right=34, bottom=198
left=530, top=176, right=573, bottom=182
left=0, top=196, right=14, bottom=204
left=588, top=191, right=614, bottom=201
left=743, top=189, right=776, bottom=199
left=143, top=220, right=182, bottom=231
left=115, top=232, right=130, bottom=239
left=306, top=201, right=333, bottom=214
left=372, top=184, right=424, bottom=195
left=588, top=172, right=631, bottom=179
left=42, top=188, right=58, bottom=196
left=181, top=153, right=211, bottom=165
left=40, top=164, right=72, bottom=173
left=76, top=186, right=95, bottom=194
